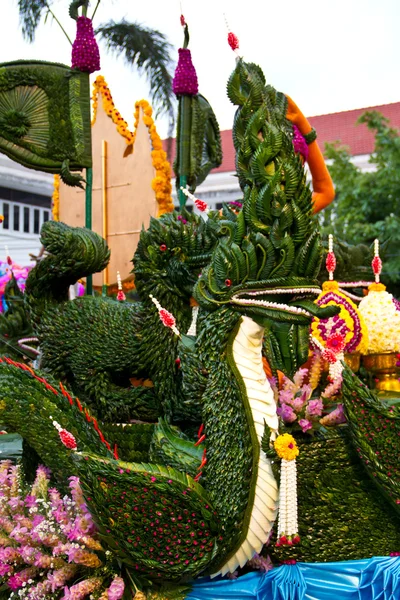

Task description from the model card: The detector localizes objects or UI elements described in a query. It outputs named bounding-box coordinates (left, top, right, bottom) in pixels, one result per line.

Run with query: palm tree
left=16, top=0, right=175, bottom=129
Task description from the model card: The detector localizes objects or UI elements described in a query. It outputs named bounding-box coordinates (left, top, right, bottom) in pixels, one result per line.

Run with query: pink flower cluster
left=71, top=16, right=100, bottom=73
left=172, top=48, right=199, bottom=96
left=276, top=368, right=321, bottom=433
left=275, top=366, right=345, bottom=433
left=292, top=125, right=309, bottom=162
left=0, top=462, right=120, bottom=599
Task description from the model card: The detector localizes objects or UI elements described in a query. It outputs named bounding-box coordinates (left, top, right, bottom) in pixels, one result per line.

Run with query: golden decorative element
left=133, top=592, right=147, bottom=600
left=311, top=280, right=369, bottom=355
left=52, top=174, right=60, bottom=221
left=344, top=353, right=361, bottom=372
left=362, top=352, right=400, bottom=392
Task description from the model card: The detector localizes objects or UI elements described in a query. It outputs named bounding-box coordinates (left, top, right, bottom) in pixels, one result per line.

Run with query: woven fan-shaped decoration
left=0, top=85, right=49, bottom=149
left=0, top=60, right=92, bottom=187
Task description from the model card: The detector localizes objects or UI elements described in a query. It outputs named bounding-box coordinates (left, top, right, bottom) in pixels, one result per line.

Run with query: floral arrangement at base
left=0, top=462, right=125, bottom=600
left=359, top=283, right=400, bottom=354
left=358, top=238, right=400, bottom=355
left=272, top=358, right=346, bottom=436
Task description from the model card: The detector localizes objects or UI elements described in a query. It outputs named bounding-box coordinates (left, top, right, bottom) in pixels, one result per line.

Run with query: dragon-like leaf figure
left=1, top=58, right=399, bottom=596
left=24, top=211, right=219, bottom=423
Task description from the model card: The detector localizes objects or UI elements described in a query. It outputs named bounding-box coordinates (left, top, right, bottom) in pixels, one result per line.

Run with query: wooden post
left=101, top=140, right=108, bottom=296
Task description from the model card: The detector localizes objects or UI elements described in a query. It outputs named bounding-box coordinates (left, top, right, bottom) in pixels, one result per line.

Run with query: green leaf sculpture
left=0, top=60, right=92, bottom=187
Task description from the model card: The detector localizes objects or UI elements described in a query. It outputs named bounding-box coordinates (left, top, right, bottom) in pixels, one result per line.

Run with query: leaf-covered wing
left=0, top=360, right=111, bottom=482
left=341, top=366, right=400, bottom=514
left=74, top=452, right=219, bottom=582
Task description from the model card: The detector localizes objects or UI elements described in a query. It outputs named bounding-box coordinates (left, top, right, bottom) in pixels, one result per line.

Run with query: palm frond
left=96, top=19, right=176, bottom=132
left=17, top=0, right=52, bottom=42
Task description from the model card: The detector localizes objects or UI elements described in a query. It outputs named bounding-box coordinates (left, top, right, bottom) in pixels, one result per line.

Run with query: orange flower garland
left=132, top=100, right=174, bottom=216
left=52, top=174, right=60, bottom=221
left=91, top=77, right=173, bottom=215
left=91, top=76, right=134, bottom=144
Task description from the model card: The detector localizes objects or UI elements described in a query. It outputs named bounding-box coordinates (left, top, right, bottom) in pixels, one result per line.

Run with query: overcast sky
left=1, top=0, right=399, bottom=138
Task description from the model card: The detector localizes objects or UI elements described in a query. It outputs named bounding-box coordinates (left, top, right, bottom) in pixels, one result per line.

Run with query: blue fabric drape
left=185, top=557, right=400, bottom=600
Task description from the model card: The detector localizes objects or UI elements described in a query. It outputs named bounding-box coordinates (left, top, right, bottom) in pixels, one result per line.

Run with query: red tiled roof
left=164, top=102, right=400, bottom=175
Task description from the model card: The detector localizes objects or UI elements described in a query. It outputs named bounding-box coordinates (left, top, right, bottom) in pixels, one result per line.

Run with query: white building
left=0, top=155, right=52, bottom=265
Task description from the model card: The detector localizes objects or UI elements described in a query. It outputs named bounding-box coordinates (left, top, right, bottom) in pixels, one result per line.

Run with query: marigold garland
left=133, top=100, right=174, bottom=216
left=52, top=174, right=60, bottom=221
left=91, top=79, right=173, bottom=216
left=91, top=76, right=134, bottom=143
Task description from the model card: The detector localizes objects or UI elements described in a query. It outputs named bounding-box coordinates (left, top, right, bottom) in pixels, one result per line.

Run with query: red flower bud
left=227, top=32, right=239, bottom=51
left=59, top=429, right=77, bottom=450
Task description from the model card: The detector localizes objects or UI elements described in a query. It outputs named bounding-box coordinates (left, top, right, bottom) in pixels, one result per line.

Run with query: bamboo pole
left=85, top=167, right=93, bottom=295
left=101, top=140, right=108, bottom=296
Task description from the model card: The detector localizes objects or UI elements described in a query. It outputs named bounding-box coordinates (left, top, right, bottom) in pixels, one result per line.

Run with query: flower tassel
left=150, top=295, right=180, bottom=337
left=274, top=434, right=300, bottom=546
left=116, top=271, right=126, bottom=302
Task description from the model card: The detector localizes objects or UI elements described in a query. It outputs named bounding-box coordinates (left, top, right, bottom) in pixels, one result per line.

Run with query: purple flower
left=292, top=386, right=311, bottom=413
left=320, top=404, right=347, bottom=426
left=71, top=16, right=100, bottom=73
left=247, top=552, right=273, bottom=572
left=0, top=563, right=11, bottom=576
left=24, top=495, right=37, bottom=508
left=8, top=497, right=23, bottom=510
left=277, top=403, right=297, bottom=423
left=292, top=125, right=309, bottom=161
left=107, top=576, right=125, bottom=600
left=299, top=418, right=312, bottom=433
left=279, top=389, right=296, bottom=406
left=306, top=398, right=324, bottom=417
left=172, top=48, right=199, bottom=96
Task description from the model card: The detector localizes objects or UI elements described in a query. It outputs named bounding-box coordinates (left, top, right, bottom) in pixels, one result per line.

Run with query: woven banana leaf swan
left=0, top=60, right=92, bottom=186
left=0, top=58, right=399, bottom=594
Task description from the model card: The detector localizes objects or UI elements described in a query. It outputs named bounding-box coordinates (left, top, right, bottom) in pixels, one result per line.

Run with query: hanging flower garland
left=274, top=434, right=300, bottom=547
left=132, top=100, right=174, bottom=216
left=91, top=76, right=134, bottom=143
left=52, top=174, right=60, bottom=221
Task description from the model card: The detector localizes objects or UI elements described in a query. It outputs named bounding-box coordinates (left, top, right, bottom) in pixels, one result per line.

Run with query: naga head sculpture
left=194, top=59, right=339, bottom=377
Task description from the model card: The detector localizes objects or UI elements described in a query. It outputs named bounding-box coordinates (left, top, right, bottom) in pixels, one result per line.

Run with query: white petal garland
left=276, top=459, right=299, bottom=546
left=273, top=433, right=300, bottom=546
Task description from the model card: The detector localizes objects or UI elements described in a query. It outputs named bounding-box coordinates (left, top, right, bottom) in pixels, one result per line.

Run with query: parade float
left=0, top=3, right=399, bottom=599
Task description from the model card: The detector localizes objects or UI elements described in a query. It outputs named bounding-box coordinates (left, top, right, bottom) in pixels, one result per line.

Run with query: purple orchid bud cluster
left=275, top=366, right=345, bottom=434
left=172, top=48, right=199, bottom=96
left=71, top=16, right=100, bottom=73
left=0, top=461, right=124, bottom=599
